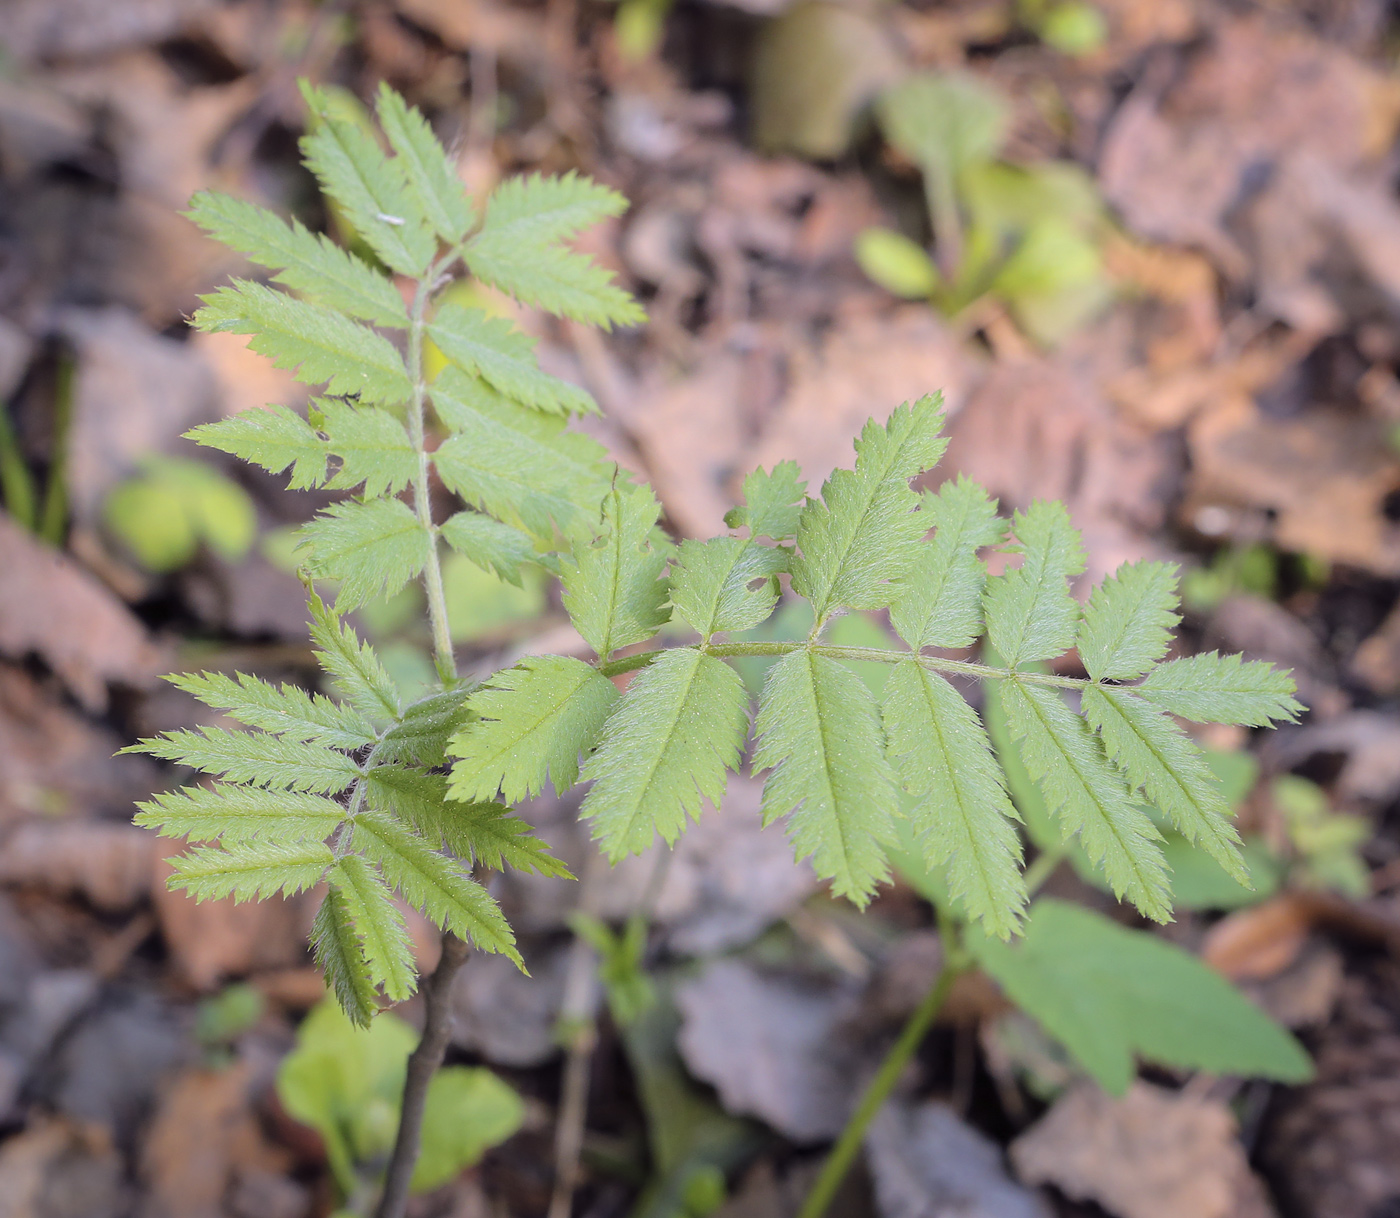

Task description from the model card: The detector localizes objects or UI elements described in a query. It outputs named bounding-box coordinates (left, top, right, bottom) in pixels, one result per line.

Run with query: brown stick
left=375, top=931, right=471, bottom=1218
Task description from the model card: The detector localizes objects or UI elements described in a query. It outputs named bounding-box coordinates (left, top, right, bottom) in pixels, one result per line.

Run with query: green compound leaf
left=414, top=1067, right=526, bottom=1193
left=448, top=655, right=619, bottom=802
left=473, top=172, right=628, bottom=247
left=166, top=839, right=333, bottom=903
left=364, top=763, right=453, bottom=832
left=186, top=190, right=408, bottom=328
left=968, top=899, right=1313, bottom=1095
left=300, top=84, right=437, bottom=276
left=328, top=854, right=418, bottom=1002
left=439, top=802, right=573, bottom=879
left=890, top=477, right=1004, bottom=651
left=723, top=460, right=807, bottom=542
left=791, top=395, right=947, bottom=623
left=308, top=594, right=402, bottom=723
left=130, top=726, right=361, bottom=794
left=428, top=302, right=597, bottom=416
left=311, top=888, right=379, bottom=1028
left=1135, top=652, right=1304, bottom=726
left=562, top=484, right=672, bottom=661
left=983, top=501, right=1086, bottom=669
left=669, top=536, right=786, bottom=639
left=882, top=660, right=1025, bottom=938
left=377, top=687, right=474, bottom=769
left=439, top=510, right=538, bottom=587
left=318, top=401, right=417, bottom=499
left=1082, top=685, right=1247, bottom=882
left=581, top=648, right=749, bottom=859
left=374, top=84, right=475, bottom=245
left=187, top=405, right=329, bottom=491
left=466, top=234, right=643, bottom=329
left=998, top=679, right=1170, bottom=921
left=194, top=281, right=412, bottom=406
left=1077, top=560, right=1181, bottom=682
left=430, top=368, right=613, bottom=542
left=165, top=670, right=376, bottom=751
left=134, top=784, right=347, bottom=844
left=352, top=809, right=520, bottom=963
left=300, top=497, right=427, bottom=612
left=754, top=648, right=899, bottom=906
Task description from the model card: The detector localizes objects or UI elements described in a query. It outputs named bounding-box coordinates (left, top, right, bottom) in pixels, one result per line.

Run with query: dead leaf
left=140, top=1064, right=255, bottom=1218
left=0, top=822, right=156, bottom=913
left=866, top=1098, right=1053, bottom=1218
left=1010, top=1081, right=1277, bottom=1218
left=1, top=0, right=213, bottom=63
left=1351, top=600, right=1400, bottom=694
left=674, top=958, right=860, bottom=1142
left=1269, top=711, right=1400, bottom=807
left=0, top=1118, right=127, bottom=1218
left=0, top=515, right=165, bottom=711
left=1201, top=894, right=1314, bottom=982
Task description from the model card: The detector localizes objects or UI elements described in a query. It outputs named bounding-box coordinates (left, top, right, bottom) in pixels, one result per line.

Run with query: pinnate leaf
left=474, top=172, right=627, bottom=246
left=308, top=594, right=401, bottom=723
left=754, top=648, right=899, bottom=905
left=194, top=281, right=411, bottom=405
left=669, top=536, right=786, bottom=638
left=1135, top=652, right=1303, bottom=726
left=998, top=679, right=1169, bottom=920
left=132, top=726, right=360, bottom=794
left=882, top=660, right=1025, bottom=937
left=983, top=502, right=1085, bottom=669
left=165, top=670, right=375, bottom=750
left=329, top=855, right=417, bottom=1002
left=449, top=655, right=618, bottom=802
left=723, top=460, right=807, bottom=542
left=167, top=839, right=333, bottom=903
left=187, top=406, right=328, bottom=491
left=134, top=784, right=347, bottom=843
left=311, top=888, right=379, bottom=1027
left=466, top=237, right=643, bottom=329
left=438, top=802, right=573, bottom=878
left=374, top=84, right=474, bottom=244
left=318, top=401, right=417, bottom=499
left=300, top=498, right=427, bottom=611
left=1078, top=560, right=1180, bottom=681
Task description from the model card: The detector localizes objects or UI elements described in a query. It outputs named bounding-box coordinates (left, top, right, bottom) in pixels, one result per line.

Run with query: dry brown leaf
left=0, top=1117, right=126, bottom=1218
left=0, top=822, right=156, bottom=913
left=1010, top=1082, right=1277, bottom=1218
left=1352, top=601, right=1400, bottom=694
left=2, top=0, right=213, bottom=63
left=1201, top=894, right=1314, bottom=982
left=0, top=514, right=164, bottom=711
left=140, top=1064, right=255, bottom=1218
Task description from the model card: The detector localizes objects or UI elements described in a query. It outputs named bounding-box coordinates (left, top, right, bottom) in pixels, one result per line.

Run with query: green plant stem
left=796, top=951, right=965, bottom=1218
left=407, top=267, right=456, bottom=682
left=598, top=640, right=1091, bottom=690
left=1022, top=846, right=1066, bottom=897
left=38, top=353, right=74, bottom=546
left=0, top=403, right=37, bottom=530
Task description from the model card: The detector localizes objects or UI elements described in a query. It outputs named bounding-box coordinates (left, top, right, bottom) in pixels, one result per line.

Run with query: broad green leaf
left=166, top=670, right=375, bottom=751
left=890, top=477, right=1004, bottom=650
left=448, top=655, right=618, bottom=802
left=1135, top=652, right=1303, bottom=726
left=1164, top=835, right=1280, bottom=912
left=854, top=227, right=939, bottom=299
left=300, top=498, right=427, bottom=611
left=983, top=502, right=1085, bottom=669
left=997, top=679, right=1170, bottom=921
left=753, top=648, right=899, bottom=905
left=723, top=461, right=807, bottom=542
left=187, top=406, right=328, bottom=491
left=430, top=368, right=613, bottom=541
left=473, top=171, right=628, bottom=246
left=1082, top=685, right=1246, bottom=882
left=377, top=687, right=474, bottom=768
left=466, top=236, right=643, bottom=329
left=882, top=660, right=1025, bottom=937
left=166, top=839, right=332, bottom=902
left=669, top=536, right=786, bottom=638
left=878, top=71, right=1010, bottom=185
left=186, top=190, right=408, bottom=327
left=130, top=726, right=360, bottom=793
left=329, top=855, right=417, bottom=1002
left=194, top=281, right=412, bottom=406
left=300, top=85, right=437, bottom=275
left=310, top=890, right=379, bottom=1030
left=1077, top=560, right=1180, bottom=682
left=308, top=594, right=402, bottom=723
left=968, top=899, right=1313, bottom=1094
left=374, top=84, right=474, bottom=245
left=791, top=395, right=948, bottom=623
left=134, top=783, right=347, bottom=844
left=414, top=1067, right=525, bottom=1193
left=353, top=809, right=520, bottom=963
left=318, top=401, right=416, bottom=499
left=562, top=484, right=672, bottom=660
left=580, top=648, right=749, bottom=858
left=439, top=510, right=538, bottom=587
left=428, top=303, right=597, bottom=416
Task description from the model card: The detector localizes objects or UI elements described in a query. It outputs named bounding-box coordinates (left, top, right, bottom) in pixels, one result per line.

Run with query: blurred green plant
left=855, top=71, right=1113, bottom=345
left=1272, top=774, right=1371, bottom=898
left=103, top=455, right=257, bottom=572
left=1017, top=0, right=1107, bottom=55
left=278, top=997, right=524, bottom=1211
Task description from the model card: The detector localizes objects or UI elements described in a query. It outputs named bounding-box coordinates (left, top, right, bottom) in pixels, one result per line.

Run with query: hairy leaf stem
left=597, top=640, right=1091, bottom=689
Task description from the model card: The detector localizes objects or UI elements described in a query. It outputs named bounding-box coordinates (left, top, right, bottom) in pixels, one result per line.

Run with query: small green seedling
left=856, top=70, right=1113, bottom=345
left=1018, top=0, right=1108, bottom=55
left=104, top=455, right=257, bottom=572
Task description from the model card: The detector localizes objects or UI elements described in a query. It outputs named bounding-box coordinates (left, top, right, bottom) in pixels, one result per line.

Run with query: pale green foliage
left=449, top=656, right=619, bottom=802
left=581, top=648, right=750, bottom=858
left=1136, top=651, right=1304, bottom=726
left=1077, top=560, right=1180, bottom=681
left=669, top=537, right=787, bottom=638
left=753, top=649, right=899, bottom=905
left=169, top=840, right=334, bottom=902
left=879, top=72, right=1010, bottom=187
left=883, top=661, right=1025, bottom=937
left=299, top=498, right=427, bottom=611
left=308, top=594, right=402, bottom=724
left=318, top=400, right=416, bottom=498
left=983, top=502, right=1085, bottom=668
left=723, top=461, right=807, bottom=541
left=562, top=484, right=672, bottom=660
left=329, top=855, right=418, bottom=1002
left=167, top=669, right=375, bottom=750
left=135, top=785, right=347, bottom=844
left=374, top=83, right=475, bottom=245
left=791, top=395, right=947, bottom=623
left=439, top=511, right=537, bottom=586
left=188, top=405, right=328, bottom=490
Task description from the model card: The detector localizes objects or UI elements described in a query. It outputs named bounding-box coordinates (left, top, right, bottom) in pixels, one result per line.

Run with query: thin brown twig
left=375, top=931, right=472, bottom=1218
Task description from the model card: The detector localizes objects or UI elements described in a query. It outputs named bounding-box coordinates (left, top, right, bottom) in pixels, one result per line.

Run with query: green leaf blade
left=723, top=461, right=807, bottom=542
left=329, top=855, right=418, bottom=1002
left=465, top=239, right=644, bottom=328
left=187, top=406, right=329, bottom=491
left=311, top=888, right=379, bottom=1028
left=299, top=498, right=428, bottom=612
left=166, top=839, right=333, bottom=903
left=669, top=536, right=786, bottom=638
left=1135, top=652, right=1303, bottom=726
left=439, top=511, right=538, bottom=587
left=983, top=502, right=1086, bottom=669
left=1077, top=560, right=1181, bottom=682
left=308, top=595, right=402, bottom=723
left=165, top=670, right=376, bottom=751
left=318, top=401, right=417, bottom=499
left=580, top=648, right=749, bottom=859
left=377, top=687, right=474, bottom=768
left=135, top=783, right=347, bottom=844
left=374, top=84, right=474, bottom=245
left=132, top=726, right=361, bottom=794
